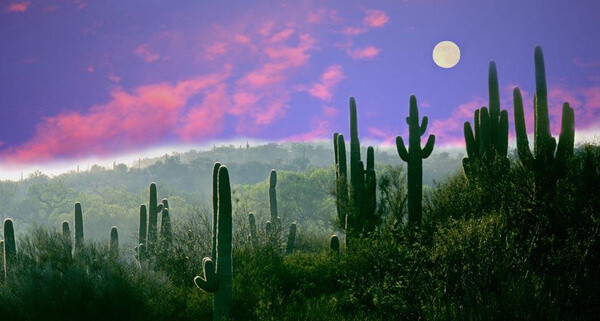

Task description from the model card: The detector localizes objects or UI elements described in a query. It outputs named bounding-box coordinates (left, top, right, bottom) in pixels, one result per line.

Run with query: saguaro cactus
left=333, top=97, right=378, bottom=241
left=62, top=221, right=72, bottom=259
left=396, top=95, right=436, bottom=227
left=147, top=183, right=164, bottom=250
left=109, top=226, right=119, bottom=259
left=195, top=165, right=233, bottom=321
left=211, top=162, right=221, bottom=261
left=513, top=46, right=575, bottom=232
left=138, top=205, right=147, bottom=245
left=160, top=208, right=172, bottom=246
left=3, top=219, right=16, bottom=279
left=463, top=61, right=509, bottom=178
left=74, top=203, right=84, bottom=255
left=286, top=223, right=297, bottom=255
left=248, top=213, right=258, bottom=246
left=269, top=170, right=281, bottom=225
left=329, top=235, right=340, bottom=254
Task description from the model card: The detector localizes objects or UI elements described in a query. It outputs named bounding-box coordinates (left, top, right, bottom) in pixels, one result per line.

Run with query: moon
left=433, top=41, right=461, bottom=68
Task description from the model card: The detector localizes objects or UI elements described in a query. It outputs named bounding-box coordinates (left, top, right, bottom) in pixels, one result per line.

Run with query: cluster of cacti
left=513, top=46, right=575, bottom=233
left=463, top=61, right=509, bottom=179
left=246, top=170, right=298, bottom=254
left=135, top=182, right=171, bottom=265
left=333, top=97, right=378, bottom=241
left=396, top=95, right=436, bottom=227
left=3, top=219, right=16, bottom=279
left=195, top=163, right=233, bottom=321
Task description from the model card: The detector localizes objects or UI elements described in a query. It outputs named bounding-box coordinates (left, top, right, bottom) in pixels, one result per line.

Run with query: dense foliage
left=0, top=142, right=598, bottom=320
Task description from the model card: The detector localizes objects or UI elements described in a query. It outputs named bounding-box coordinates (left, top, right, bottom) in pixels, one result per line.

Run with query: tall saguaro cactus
left=3, top=219, right=16, bottom=279
left=396, top=95, right=436, bottom=227
left=513, top=46, right=575, bottom=232
left=211, top=162, right=221, bottom=261
left=463, top=61, right=509, bottom=178
left=74, top=203, right=84, bottom=255
left=333, top=97, right=378, bottom=241
left=147, top=183, right=164, bottom=250
left=195, top=165, right=233, bottom=321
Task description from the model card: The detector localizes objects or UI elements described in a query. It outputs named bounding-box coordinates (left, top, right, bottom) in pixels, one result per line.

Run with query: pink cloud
left=347, top=46, right=381, bottom=59
left=135, top=44, right=160, bottom=62
left=342, top=27, right=367, bottom=36
left=205, top=42, right=227, bottom=59
left=363, top=10, right=389, bottom=28
left=322, top=105, right=339, bottom=117
left=307, top=8, right=342, bottom=25
left=573, top=57, right=600, bottom=69
left=304, top=65, right=345, bottom=101
left=43, top=5, right=59, bottom=12
left=7, top=1, right=30, bottom=12
left=179, top=84, right=230, bottom=140
left=3, top=70, right=230, bottom=163
left=430, top=97, right=485, bottom=146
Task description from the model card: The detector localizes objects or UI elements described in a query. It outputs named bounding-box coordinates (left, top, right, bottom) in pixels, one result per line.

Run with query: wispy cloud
left=363, top=10, right=390, bottom=28
left=303, top=65, right=345, bottom=101
left=7, top=1, right=30, bottom=13
left=135, top=44, right=160, bottom=62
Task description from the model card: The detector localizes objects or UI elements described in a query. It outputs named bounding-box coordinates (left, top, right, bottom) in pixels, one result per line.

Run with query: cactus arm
left=497, top=110, right=509, bottom=157
left=513, top=87, right=534, bottom=167
left=329, top=235, right=340, bottom=254
left=139, top=205, right=147, bottom=245
left=488, top=61, right=501, bottom=142
left=464, top=122, right=477, bottom=159
left=74, top=202, right=84, bottom=255
left=420, top=116, right=428, bottom=135
left=211, top=162, right=221, bottom=261
left=366, top=146, right=374, bottom=171
left=395, top=136, right=409, bottom=162
left=194, top=257, right=218, bottom=292
left=421, top=135, right=435, bottom=159
left=556, top=102, right=575, bottom=163
left=479, top=107, right=491, bottom=157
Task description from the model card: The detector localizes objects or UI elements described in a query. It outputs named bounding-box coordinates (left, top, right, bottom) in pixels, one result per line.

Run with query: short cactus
left=109, top=226, right=119, bottom=259
left=3, top=219, right=16, bottom=279
left=248, top=213, right=257, bottom=246
left=396, top=95, right=435, bottom=227
left=329, top=235, right=340, bottom=254
left=138, top=205, right=147, bottom=245
left=62, top=221, right=72, bottom=259
left=74, top=203, right=84, bottom=256
left=195, top=164, right=232, bottom=321
left=286, top=223, right=297, bottom=255
left=160, top=208, right=172, bottom=246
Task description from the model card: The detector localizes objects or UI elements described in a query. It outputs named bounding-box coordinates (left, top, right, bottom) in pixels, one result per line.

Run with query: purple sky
left=1, top=0, right=599, bottom=164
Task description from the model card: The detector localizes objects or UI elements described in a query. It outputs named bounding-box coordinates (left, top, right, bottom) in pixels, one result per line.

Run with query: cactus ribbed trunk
left=74, top=203, right=84, bottom=256
left=3, top=219, right=16, bottom=279
left=109, top=226, right=119, bottom=259
left=62, top=221, right=72, bottom=259
left=138, top=205, right=147, bottom=245
left=396, top=95, right=435, bottom=227
left=211, top=162, right=221, bottom=262
left=160, top=208, right=172, bottom=246
left=195, top=164, right=232, bottom=321
left=248, top=213, right=257, bottom=246
left=147, top=183, right=163, bottom=251
left=286, top=223, right=297, bottom=255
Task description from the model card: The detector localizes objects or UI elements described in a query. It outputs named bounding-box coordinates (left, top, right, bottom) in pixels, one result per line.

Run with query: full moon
left=433, top=41, right=461, bottom=68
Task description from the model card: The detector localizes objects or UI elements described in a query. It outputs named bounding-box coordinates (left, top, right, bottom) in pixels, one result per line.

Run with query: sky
left=1, top=0, right=600, bottom=169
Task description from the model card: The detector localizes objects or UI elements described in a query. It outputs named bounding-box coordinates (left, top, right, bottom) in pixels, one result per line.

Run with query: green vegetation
left=0, top=46, right=597, bottom=320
